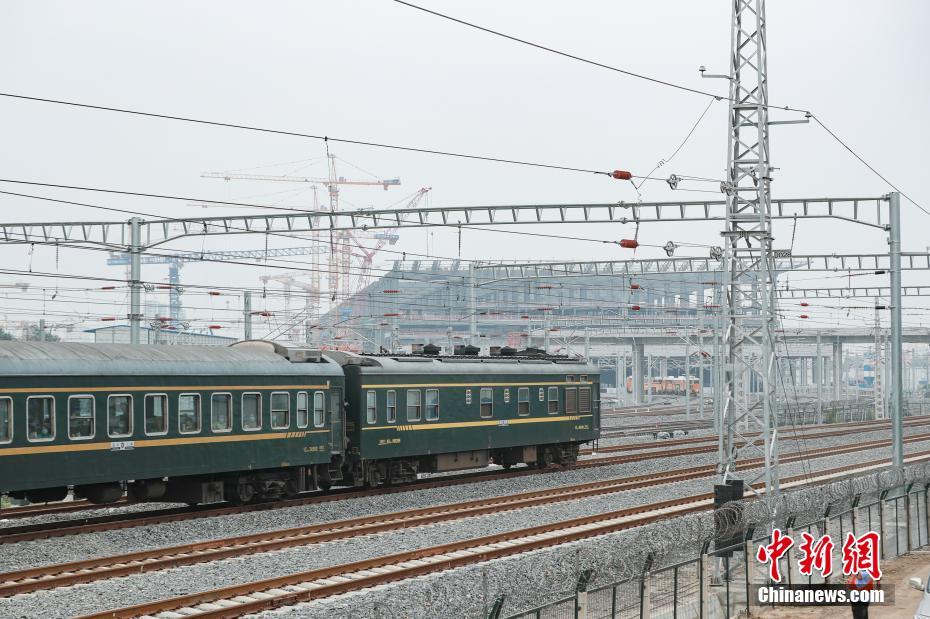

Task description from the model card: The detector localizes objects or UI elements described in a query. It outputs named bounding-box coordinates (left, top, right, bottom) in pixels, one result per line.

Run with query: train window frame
left=67, top=394, right=96, bottom=440
left=0, top=397, right=12, bottom=444
left=296, top=391, right=309, bottom=429
left=144, top=393, right=169, bottom=436
left=178, top=393, right=202, bottom=435
left=211, top=393, right=233, bottom=433
left=26, top=395, right=56, bottom=442
left=366, top=390, right=377, bottom=425
left=517, top=387, right=530, bottom=416
left=270, top=391, right=291, bottom=430
left=479, top=387, right=493, bottom=419
left=566, top=375, right=575, bottom=383
left=538, top=388, right=545, bottom=401
left=242, top=392, right=262, bottom=431
left=406, top=389, right=422, bottom=422
left=107, top=394, right=133, bottom=439
left=386, top=390, right=397, bottom=423
left=547, top=387, right=560, bottom=414
left=425, top=388, right=439, bottom=421
left=580, top=375, right=588, bottom=383
left=312, top=391, right=325, bottom=428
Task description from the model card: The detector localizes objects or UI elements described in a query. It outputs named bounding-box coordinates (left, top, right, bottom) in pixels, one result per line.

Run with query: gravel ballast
left=2, top=434, right=928, bottom=619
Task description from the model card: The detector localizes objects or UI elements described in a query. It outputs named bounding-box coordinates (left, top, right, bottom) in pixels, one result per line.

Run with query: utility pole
left=128, top=217, right=143, bottom=345
left=714, top=0, right=780, bottom=512
left=889, top=192, right=904, bottom=474
left=243, top=291, right=252, bottom=340
left=875, top=305, right=885, bottom=420
left=468, top=265, right=478, bottom=346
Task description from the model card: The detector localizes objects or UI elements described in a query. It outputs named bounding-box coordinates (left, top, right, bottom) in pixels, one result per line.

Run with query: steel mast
left=717, top=0, right=780, bottom=514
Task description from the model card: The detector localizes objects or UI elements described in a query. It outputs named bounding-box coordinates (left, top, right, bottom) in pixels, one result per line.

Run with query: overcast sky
left=0, top=1, right=927, bottom=340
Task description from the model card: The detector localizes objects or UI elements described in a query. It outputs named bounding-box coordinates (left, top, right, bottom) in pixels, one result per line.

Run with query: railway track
left=3, top=436, right=929, bottom=598
left=6, top=425, right=929, bottom=545
left=0, top=417, right=912, bottom=532
left=77, top=455, right=921, bottom=619
left=585, top=415, right=930, bottom=455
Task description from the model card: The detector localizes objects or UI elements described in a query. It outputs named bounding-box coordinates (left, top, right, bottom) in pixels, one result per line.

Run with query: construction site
left=0, top=1, right=928, bottom=618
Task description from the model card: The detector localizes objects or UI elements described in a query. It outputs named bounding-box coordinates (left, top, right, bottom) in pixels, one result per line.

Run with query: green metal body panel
left=341, top=355, right=600, bottom=460
left=0, top=342, right=343, bottom=493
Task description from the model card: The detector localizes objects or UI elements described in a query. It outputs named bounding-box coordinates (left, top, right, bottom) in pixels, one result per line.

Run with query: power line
left=391, top=0, right=726, bottom=101
left=810, top=114, right=929, bottom=215
left=0, top=92, right=615, bottom=178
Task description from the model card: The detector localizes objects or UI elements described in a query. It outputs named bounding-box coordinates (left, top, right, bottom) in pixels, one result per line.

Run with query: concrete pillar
left=647, top=353, right=654, bottom=403
left=632, top=340, right=645, bottom=405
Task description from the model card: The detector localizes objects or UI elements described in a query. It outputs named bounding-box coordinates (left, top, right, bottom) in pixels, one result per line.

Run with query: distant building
left=84, top=325, right=236, bottom=346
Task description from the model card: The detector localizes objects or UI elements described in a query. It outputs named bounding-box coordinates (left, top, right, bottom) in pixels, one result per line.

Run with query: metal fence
left=500, top=483, right=930, bottom=619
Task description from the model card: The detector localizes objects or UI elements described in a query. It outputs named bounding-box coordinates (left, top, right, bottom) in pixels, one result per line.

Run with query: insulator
left=537, top=306, right=554, bottom=311
left=520, top=315, right=529, bottom=319
left=101, top=286, right=116, bottom=290
left=619, top=239, right=639, bottom=249
left=383, top=312, right=400, bottom=317
left=101, top=317, right=116, bottom=321
left=800, top=314, right=809, bottom=319
left=382, top=289, right=400, bottom=293
left=611, top=170, right=633, bottom=180
left=800, top=302, right=810, bottom=307
left=156, top=285, right=172, bottom=290
left=208, top=291, right=221, bottom=296
left=630, top=305, right=641, bottom=311
left=208, top=325, right=222, bottom=330
left=536, top=285, right=553, bottom=289
left=630, top=283, right=641, bottom=290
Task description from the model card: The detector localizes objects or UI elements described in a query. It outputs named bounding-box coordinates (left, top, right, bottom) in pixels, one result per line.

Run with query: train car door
left=329, top=387, right=344, bottom=454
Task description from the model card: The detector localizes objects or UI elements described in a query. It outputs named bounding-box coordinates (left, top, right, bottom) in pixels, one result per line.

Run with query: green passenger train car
left=330, top=350, right=600, bottom=487
left=0, top=341, right=345, bottom=505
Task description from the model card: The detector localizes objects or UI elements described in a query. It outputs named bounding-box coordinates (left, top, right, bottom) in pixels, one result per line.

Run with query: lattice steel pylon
left=717, top=0, right=780, bottom=515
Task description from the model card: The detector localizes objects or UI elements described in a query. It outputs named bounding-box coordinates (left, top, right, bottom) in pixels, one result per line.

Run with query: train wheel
left=230, top=482, right=255, bottom=505
left=536, top=448, right=553, bottom=469
left=365, top=464, right=381, bottom=489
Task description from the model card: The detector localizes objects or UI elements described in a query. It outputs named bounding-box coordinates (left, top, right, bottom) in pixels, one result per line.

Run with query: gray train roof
left=325, top=351, right=597, bottom=376
left=0, top=341, right=342, bottom=377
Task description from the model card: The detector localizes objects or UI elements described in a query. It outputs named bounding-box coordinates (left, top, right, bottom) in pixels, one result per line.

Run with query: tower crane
left=107, top=246, right=319, bottom=321
left=202, top=153, right=402, bottom=314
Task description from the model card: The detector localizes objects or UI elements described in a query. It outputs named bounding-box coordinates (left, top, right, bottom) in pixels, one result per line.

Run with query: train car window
left=517, top=388, right=530, bottom=416
left=547, top=387, right=560, bottom=414
left=242, top=393, right=262, bottom=431
left=0, top=397, right=12, bottom=444
left=406, top=389, right=422, bottom=422
left=386, top=390, right=397, bottom=423
left=27, top=396, right=55, bottom=442
left=296, top=392, right=309, bottom=429
left=425, top=389, right=439, bottom=421
left=579, top=387, right=592, bottom=414
left=566, top=388, right=578, bottom=414
left=312, top=391, right=325, bottom=428
left=178, top=394, right=202, bottom=434
left=211, top=393, right=233, bottom=433
left=107, top=395, right=133, bottom=438
left=271, top=392, right=290, bottom=429
left=580, top=375, right=588, bottom=382
left=68, top=395, right=95, bottom=440
left=366, top=390, right=377, bottom=424
left=144, top=394, right=168, bottom=436
left=479, top=387, right=493, bottom=419
left=566, top=375, right=575, bottom=383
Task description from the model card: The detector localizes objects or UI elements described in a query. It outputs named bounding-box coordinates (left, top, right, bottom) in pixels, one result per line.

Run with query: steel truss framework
left=469, top=253, right=930, bottom=281
left=0, top=196, right=889, bottom=248
left=720, top=0, right=779, bottom=509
